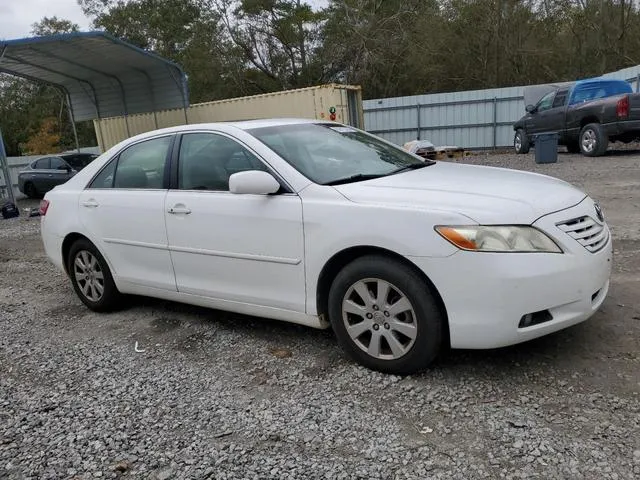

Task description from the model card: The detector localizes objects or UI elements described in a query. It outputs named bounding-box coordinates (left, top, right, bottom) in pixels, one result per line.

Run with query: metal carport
left=0, top=31, right=190, bottom=204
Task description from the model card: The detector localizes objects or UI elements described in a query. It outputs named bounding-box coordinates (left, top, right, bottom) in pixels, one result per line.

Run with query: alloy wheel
left=514, top=133, right=522, bottom=152
left=73, top=250, right=105, bottom=302
left=342, top=278, right=418, bottom=360
left=581, top=129, right=597, bottom=153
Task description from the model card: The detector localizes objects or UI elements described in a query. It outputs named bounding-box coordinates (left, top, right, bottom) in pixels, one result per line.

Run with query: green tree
left=31, top=16, right=80, bottom=36
left=78, top=0, right=242, bottom=102
left=214, top=0, right=327, bottom=91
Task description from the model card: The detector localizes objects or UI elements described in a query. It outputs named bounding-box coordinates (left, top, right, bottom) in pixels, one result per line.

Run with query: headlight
left=435, top=226, right=562, bottom=253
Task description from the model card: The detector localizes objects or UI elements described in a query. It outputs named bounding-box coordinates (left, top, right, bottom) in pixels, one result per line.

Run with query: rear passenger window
left=115, top=136, right=171, bottom=189
left=89, top=159, right=117, bottom=189
left=34, top=158, right=50, bottom=169
left=89, top=136, right=171, bottom=190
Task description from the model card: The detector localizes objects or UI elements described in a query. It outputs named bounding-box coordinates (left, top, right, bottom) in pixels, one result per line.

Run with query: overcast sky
left=0, top=0, right=91, bottom=40
left=0, top=0, right=329, bottom=41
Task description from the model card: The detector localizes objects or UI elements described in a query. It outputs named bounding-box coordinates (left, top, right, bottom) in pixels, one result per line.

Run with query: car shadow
left=127, top=294, right=609, bottom=378
left=129, top=294, right=334, bottom=342
left=555, top=148, right=640, bottom=157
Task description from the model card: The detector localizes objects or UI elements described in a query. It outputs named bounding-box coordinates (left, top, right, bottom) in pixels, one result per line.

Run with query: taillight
left=39, top=200, right=50, bottom=216
left=616, top=95, right=629, bottom=118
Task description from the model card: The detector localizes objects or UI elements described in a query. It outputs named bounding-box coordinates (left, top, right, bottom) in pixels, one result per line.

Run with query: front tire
left=328, top=255, right=443, bottom=375
left=566, top=141, right=581, bottom=154
left=67, top=238, right=123, bottom=312
left=514, top=129, right=530, bottom=154
left=579, top=123, right=608, bottom=157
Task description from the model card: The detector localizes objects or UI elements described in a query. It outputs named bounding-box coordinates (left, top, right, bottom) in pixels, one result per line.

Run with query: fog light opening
left=518, top=309, right=553, bottom=328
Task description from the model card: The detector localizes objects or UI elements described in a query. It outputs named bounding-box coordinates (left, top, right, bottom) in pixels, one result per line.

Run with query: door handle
left=168, top=206, right=191, bottom=215
left=82, top=200, right=99, bottom=208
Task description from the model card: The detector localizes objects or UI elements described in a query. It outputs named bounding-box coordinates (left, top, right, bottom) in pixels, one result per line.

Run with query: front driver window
left=178, top=133, right=267, bottom=191
left=537, top=91, right=556, bottom=112
left=50, top=157, right=68, bottom=170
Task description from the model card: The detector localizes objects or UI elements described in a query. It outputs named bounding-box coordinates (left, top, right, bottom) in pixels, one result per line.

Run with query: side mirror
left=525, top=104, right=537, bottom=114
left=229, top=170, right=280, bottom=195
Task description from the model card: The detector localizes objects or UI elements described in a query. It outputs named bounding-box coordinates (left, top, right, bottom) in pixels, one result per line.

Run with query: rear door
left=78, top=134, right=177, bottom=292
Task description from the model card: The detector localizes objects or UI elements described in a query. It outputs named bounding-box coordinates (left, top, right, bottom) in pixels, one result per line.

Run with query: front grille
left=556, top=216, right=609, bottom=253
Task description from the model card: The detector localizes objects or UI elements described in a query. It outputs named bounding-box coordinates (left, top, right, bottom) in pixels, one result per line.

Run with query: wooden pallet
left=434, top=146, right=466, bottom=159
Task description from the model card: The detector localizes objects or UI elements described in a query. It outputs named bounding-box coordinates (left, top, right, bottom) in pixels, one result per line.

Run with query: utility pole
left=0, top=127, right=16, bottom=205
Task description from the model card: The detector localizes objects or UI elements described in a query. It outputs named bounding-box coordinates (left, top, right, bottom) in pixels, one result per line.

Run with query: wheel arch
left=316, top=245, right=450, bottom=347
left=579, top=116, right=600, bottom=129
left=61, top=232, right=93, bottom=275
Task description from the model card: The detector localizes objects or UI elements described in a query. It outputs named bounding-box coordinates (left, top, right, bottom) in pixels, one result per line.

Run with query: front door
left=78, top=134, right=177, bottom=292
left=526, top=90, right=567, bottom=135
left=47, top=157, right=74, bottom=190
left=164, top=132, right=306, bottom=312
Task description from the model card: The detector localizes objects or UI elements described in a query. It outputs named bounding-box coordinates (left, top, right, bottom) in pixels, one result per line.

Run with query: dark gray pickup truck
left=513, top=78, right=640, bottom=156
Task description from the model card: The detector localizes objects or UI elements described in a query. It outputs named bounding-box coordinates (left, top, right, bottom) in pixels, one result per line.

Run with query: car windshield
left=246, top=123, right=432, bottom=185
left=64, top=154, right=98, bottom=170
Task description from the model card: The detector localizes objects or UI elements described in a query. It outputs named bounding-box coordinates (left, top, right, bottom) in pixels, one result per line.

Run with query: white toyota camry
left=40, top=119, right=612, bottom=374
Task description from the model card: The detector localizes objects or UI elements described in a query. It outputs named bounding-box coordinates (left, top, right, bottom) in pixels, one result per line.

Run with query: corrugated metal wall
left=94, top=84, right=363, bottom=151
left=364, top=66, right=640, bottom=148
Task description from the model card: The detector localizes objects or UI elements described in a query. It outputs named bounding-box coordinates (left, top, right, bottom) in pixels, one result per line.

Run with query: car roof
left=134, top=118, right=328, bottom=136
left=228, top=118, right=324, bottom=130
left=60, top=152, right=97, bottom=158
left=33, top=152, right=96, bottom=160
left=102, top=118, right=340, bottom=154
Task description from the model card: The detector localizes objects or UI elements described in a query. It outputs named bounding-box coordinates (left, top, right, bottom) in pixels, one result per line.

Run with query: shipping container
left=94, top=84, right=364, bottom=151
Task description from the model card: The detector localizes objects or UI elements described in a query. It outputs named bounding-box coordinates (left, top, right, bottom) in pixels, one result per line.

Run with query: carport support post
left=416, top=104, right=421, bottom=140
left=0, top=128, right=16, bottom=205
left=66, top=94, right=81, bottom=152
left=492, top=96, right=498, bottom=150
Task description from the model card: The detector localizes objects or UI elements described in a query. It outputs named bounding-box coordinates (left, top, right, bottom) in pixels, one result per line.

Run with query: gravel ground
left=1, top=150, right=640, bottom=480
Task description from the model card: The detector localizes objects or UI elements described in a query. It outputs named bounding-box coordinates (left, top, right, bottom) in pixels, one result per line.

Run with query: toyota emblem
left=594, top=203, right=604, bottom=222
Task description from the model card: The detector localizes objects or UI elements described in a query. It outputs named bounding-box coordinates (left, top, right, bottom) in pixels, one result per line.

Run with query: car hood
left=333, top=162, right=587, bottom=224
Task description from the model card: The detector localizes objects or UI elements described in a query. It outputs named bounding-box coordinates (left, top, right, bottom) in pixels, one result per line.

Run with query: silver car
left=18, top=153, right=98, bottom=198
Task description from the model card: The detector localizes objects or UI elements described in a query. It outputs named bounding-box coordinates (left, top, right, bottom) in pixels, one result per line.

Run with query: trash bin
left=534, top=132, right=558, bottom=164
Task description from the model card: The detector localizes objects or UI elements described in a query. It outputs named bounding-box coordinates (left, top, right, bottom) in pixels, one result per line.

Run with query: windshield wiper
left=389, top=162, right=435, bottom=175
left=323, top=174, right=387, bottom=186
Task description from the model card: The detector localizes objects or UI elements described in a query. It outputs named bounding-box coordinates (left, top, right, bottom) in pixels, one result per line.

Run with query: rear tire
left=579, top=123, right=608, bottom=157
left=514, top=129, right=530, bottom=154
left=67, top=238, right=123, bottom=312
left=24, top=182, right=38, bottom=199
left=328, top=255, right=443, bottom=375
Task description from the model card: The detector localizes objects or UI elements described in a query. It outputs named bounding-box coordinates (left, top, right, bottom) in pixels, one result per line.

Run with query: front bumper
left=410, top=197, right=612, bottom=349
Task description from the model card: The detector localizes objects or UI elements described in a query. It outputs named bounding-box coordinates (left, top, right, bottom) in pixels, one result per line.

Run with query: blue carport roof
left=0, top=31, right=189, bottom=121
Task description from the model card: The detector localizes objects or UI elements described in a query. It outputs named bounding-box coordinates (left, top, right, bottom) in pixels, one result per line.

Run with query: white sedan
left=40, top=119, right=612, bottom=374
